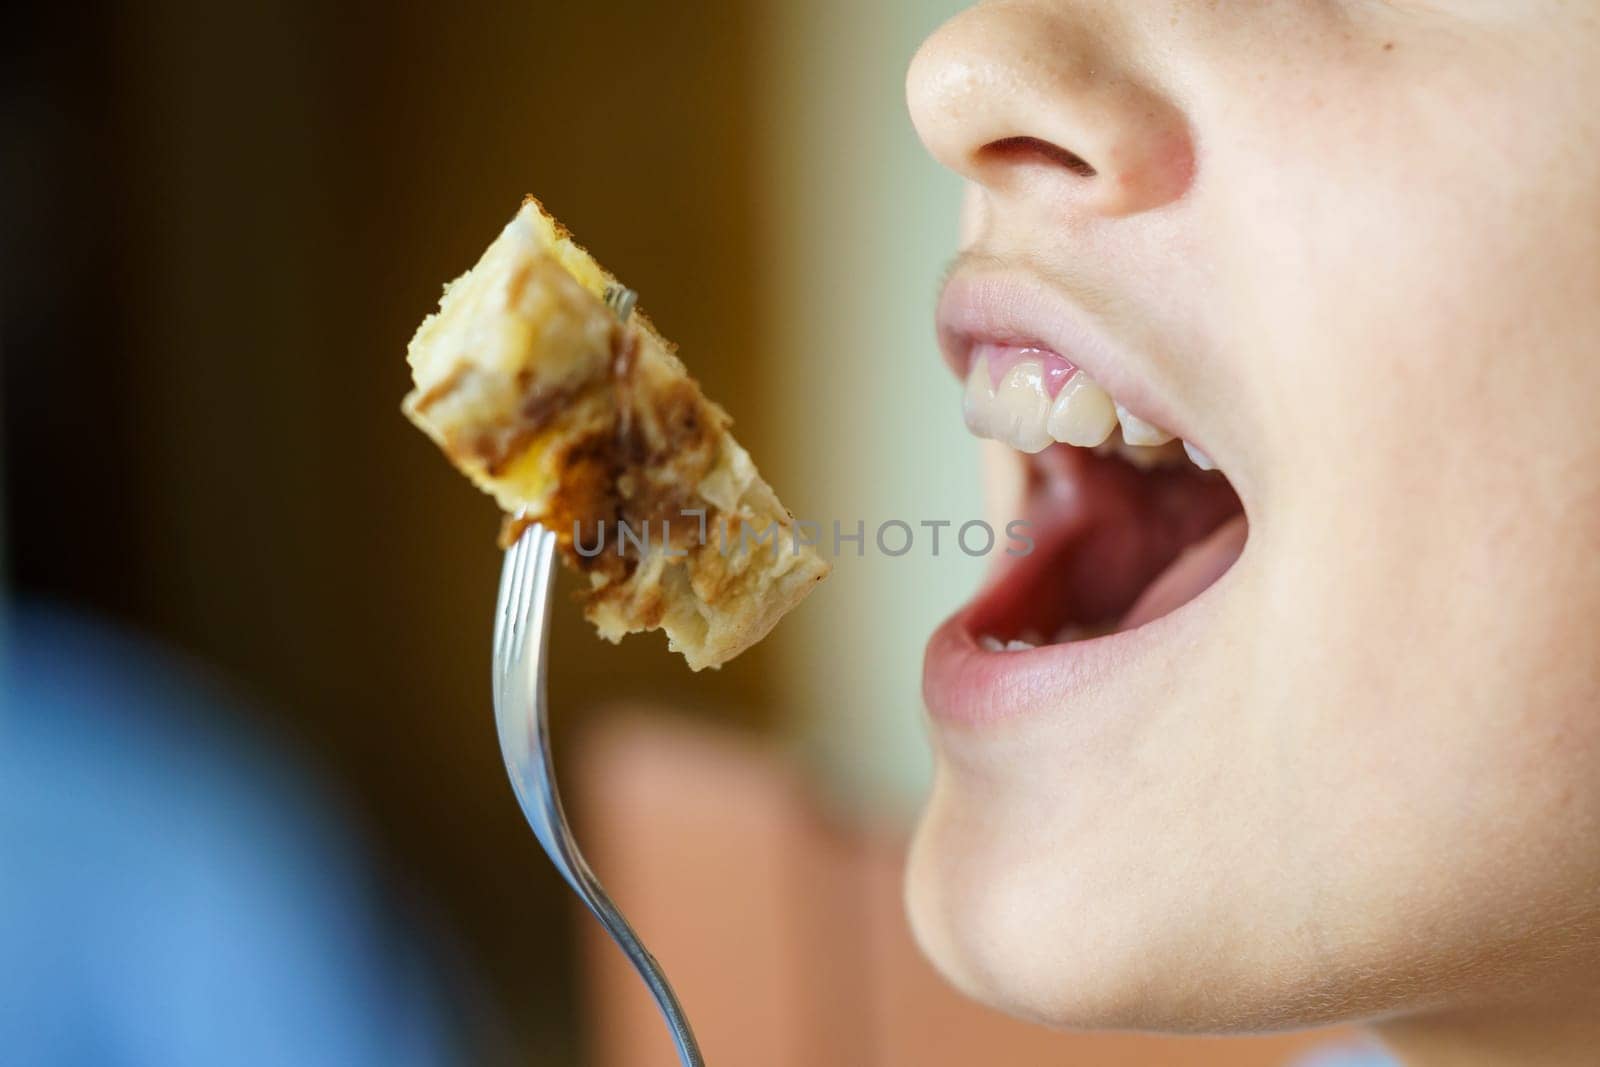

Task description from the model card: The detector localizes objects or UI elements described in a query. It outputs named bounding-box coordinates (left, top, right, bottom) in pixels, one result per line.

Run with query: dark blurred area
left=5, top=2, right=773, bottom=1063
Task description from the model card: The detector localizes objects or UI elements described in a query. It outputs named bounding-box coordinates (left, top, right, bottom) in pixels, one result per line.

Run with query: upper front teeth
left=964, top=350, right=1187, bottom=458
left=963, top=358, right=1054, bottom=453
left=1046, top=372, right=1119, bottom=447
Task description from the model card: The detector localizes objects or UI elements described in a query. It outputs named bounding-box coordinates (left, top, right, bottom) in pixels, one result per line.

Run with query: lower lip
left=923, top=608, right=1152, bottom=729
left=921, top=554, right=1233, bottom=729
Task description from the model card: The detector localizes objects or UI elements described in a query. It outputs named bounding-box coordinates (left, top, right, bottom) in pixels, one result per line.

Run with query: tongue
left=1118, top=514, right=1248, bottom=631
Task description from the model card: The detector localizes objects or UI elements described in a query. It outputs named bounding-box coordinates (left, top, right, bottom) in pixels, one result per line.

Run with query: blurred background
left=3, top=2, right=1366, bottom=1065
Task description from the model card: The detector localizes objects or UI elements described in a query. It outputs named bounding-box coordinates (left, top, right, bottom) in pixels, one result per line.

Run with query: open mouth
left=933, top=276, right=1248, bottom=676
left=968, top=429, right=1245, bottom=653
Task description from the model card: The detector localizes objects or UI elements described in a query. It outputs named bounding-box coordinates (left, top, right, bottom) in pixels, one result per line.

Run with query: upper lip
left=935, top=263, right=1192, bottom=446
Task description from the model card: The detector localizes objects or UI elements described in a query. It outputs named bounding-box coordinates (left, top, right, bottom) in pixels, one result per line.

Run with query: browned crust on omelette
left=402, top=199, right=829, bottom=669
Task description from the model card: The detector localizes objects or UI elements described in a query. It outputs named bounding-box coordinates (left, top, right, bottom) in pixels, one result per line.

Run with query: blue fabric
left=0, top=607, right=460, bottom=1067
left=1292, top=1043, right=1397, bottom=1066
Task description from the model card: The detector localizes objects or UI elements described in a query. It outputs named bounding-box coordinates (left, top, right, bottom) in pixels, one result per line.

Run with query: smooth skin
left=905, top=3, right=1600, bottom=1064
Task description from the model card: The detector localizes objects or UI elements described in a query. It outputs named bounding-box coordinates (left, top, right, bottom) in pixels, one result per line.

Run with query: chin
left=908, top=774, right=1228, bottom=1035
left=905, top=767, right=1391, bottom=1036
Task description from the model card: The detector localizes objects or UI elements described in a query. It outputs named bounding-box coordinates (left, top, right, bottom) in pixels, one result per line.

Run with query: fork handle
left=533, top=783, right=705, bottom=1065
left=574, top=867, right=706, bottom=1066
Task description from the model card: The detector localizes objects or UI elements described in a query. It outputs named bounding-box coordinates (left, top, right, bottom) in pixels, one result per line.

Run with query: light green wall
left=761, top=0, right=978, bottom=819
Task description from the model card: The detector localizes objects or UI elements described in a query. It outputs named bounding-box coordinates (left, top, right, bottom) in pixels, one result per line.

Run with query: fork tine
left=494, top=533, right=530, bottom=710
left=507, top=531, right=536, bottom=650
left=514, top=527, right=557, bottom=668
left=604, top=283, right=638, bottom=324
left=505, top=534, right=530, bottom=644
left=493, top=540, right=518, bottom=695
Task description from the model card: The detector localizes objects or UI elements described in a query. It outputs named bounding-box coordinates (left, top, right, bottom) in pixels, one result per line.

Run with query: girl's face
left=906, top=0, right=1600, bottom=1042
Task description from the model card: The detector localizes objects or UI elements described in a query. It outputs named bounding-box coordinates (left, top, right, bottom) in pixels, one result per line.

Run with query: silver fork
left=491, top=284, right=705, bottom=1067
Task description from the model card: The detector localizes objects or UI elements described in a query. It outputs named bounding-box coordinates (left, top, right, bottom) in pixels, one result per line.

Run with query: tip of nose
left=905, top=39, right=982, bottom=167
left=905, top=6, right=1196, bottom=219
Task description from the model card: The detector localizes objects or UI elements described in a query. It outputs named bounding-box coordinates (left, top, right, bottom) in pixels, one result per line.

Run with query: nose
left=907, top=2, right=1194, bottom=219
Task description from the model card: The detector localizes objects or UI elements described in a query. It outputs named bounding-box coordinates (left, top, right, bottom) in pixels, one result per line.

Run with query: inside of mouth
left=970, top=440, right=1246, bottom=649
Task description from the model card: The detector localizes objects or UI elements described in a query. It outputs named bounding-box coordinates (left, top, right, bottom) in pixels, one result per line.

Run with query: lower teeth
left=1050, top=622, right=1115, bottom=643
left=980, top=634, right=1036, bottom=652
left=980, top=624, right=1116, bottom=652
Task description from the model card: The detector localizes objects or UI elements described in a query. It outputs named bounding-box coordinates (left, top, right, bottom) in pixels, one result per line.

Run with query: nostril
left=982, top=136, right=1098, bottom=178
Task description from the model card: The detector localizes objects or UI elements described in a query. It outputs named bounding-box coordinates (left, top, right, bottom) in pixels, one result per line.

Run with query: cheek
left=1201, top=24, right=1600, bottom=700
left=1197, top=38, right=1600, bottom=1001
left=1202, top=21, right=1600, bottom=438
